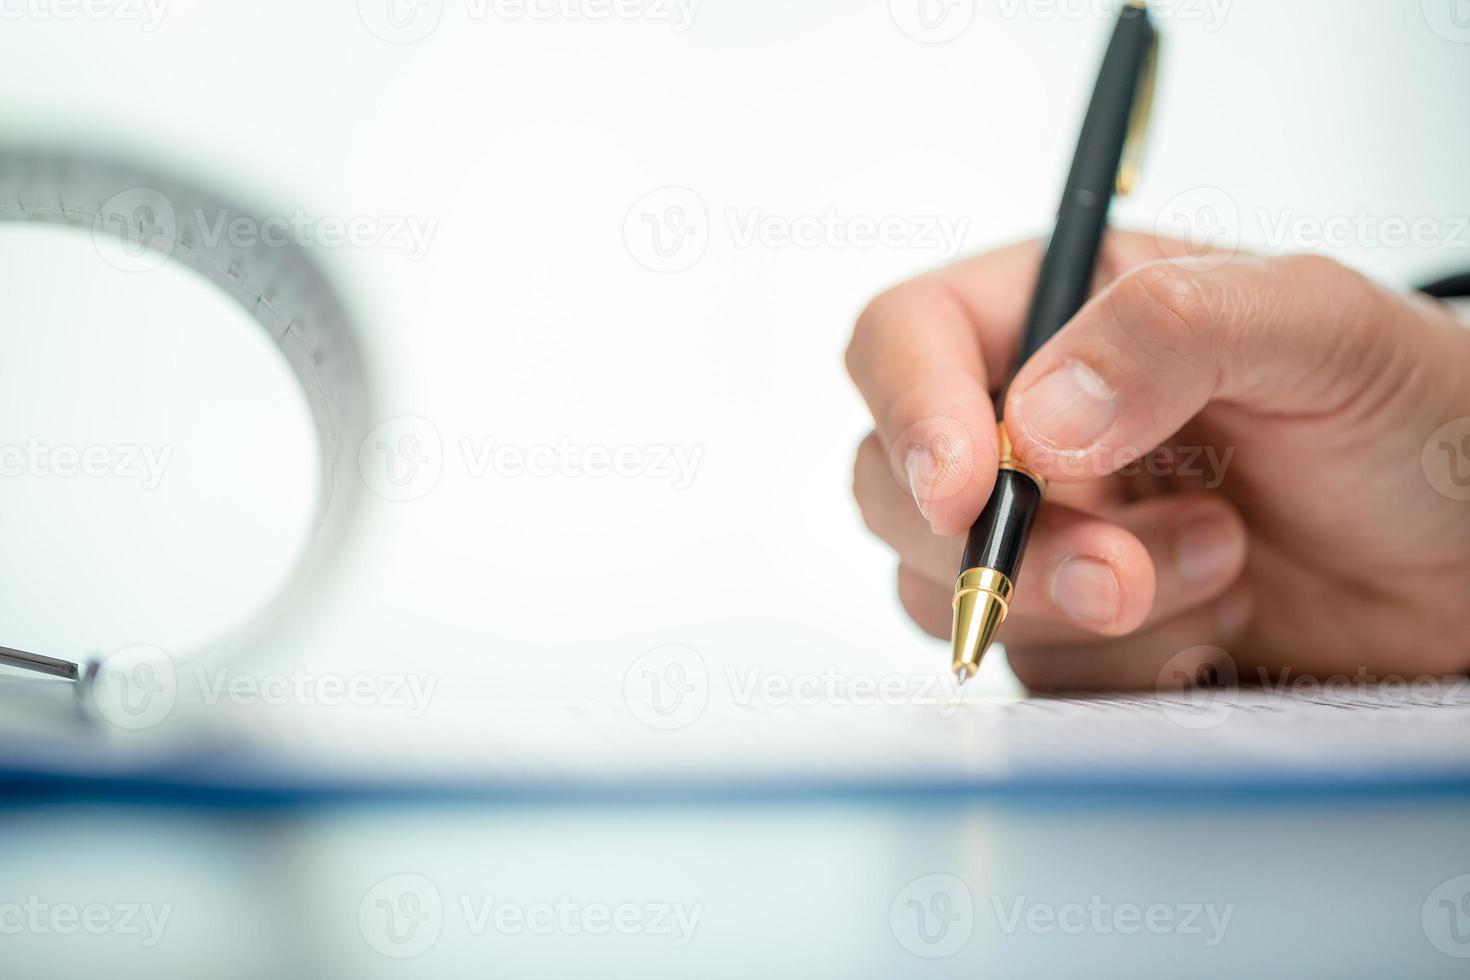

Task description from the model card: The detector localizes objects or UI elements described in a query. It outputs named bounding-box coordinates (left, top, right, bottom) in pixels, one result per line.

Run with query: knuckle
left=847, top=278, right=938, bottom=381
left=1113, top=261, right=1214, bottom=345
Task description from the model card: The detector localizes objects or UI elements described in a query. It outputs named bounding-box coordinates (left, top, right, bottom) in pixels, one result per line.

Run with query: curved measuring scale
left=0, top=147, right=373, bottom=670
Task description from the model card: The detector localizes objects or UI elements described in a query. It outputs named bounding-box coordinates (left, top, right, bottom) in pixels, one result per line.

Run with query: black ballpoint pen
left=952, top=1, right=1158, bottom=683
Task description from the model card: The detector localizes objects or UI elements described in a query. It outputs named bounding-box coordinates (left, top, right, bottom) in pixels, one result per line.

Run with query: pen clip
left=1116, top=23, right=1159, bottom=197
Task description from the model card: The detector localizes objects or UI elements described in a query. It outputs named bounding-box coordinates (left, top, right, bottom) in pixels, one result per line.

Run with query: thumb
left=1002, top=254, right=1416, bottom=481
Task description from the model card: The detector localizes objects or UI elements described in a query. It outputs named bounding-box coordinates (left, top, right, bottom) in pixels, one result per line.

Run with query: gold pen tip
left=950, top=573, right=1011, bottom=683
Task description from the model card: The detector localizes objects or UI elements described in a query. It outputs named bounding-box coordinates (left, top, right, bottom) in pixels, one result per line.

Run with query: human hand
left=847, top=233, right=1470, bottom=690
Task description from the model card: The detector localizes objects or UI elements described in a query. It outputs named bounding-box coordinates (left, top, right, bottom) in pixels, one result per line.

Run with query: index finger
left=844, top=243, right=1041, bottom=536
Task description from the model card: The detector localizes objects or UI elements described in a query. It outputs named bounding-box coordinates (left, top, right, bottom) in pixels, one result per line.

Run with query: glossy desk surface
left=2, top=789, right=1468, bottom=979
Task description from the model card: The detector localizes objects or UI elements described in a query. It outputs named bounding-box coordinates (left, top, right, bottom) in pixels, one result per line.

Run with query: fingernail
left=905, top=444, right=937, bottom=521
left=1011, top=359, right=1118, bottom=452
left=1176, top=514, right=1242, bottom=585
left=1049, top=556, right=1121, bottom=627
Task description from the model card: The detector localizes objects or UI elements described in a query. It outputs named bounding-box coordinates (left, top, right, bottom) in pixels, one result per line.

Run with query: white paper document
left=216, top=672, right=1470, bottom=792
left=6, top=666, right=1469, bottom=795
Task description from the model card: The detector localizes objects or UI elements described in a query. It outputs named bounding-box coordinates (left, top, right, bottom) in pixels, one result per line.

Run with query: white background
left=1, top=0, right=1467, bottom=695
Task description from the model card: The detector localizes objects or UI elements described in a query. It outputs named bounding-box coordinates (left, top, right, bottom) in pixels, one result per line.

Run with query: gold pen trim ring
left=952, top=568, right=1014, bottom=620
left=997, top=422, right=1047, bottom=495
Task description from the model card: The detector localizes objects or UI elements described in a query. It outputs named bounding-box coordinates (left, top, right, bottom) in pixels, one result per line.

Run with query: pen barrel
left=961, top=469, right=1043, bottom=583
left=1013, top=196, right=1109, bottom=369
left=1008, top=2, right=1155, bottom=374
